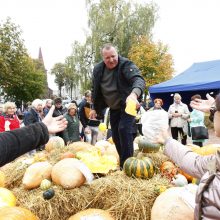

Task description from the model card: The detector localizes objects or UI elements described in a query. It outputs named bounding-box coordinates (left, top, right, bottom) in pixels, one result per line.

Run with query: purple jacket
left=164, top=138, right=220, bottom=220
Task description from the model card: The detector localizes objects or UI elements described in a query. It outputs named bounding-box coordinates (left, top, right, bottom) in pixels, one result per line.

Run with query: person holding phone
left=168, top=93, right=190, bottom=144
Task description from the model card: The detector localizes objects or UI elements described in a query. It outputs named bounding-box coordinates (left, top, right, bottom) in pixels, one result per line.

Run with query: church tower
left=38, top=47, right=53, bottom=98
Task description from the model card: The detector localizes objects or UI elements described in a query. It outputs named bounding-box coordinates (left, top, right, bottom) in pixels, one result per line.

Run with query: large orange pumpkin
left=68, top=208, right=114, bottom=220
left=51, top=158, right=86, bottom=189
left=151, top=187, right=194, bottom=220
left=0, top=206, right=39, bottom=220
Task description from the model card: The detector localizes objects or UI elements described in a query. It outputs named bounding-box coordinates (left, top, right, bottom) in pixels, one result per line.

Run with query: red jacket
left=0, top=114, right=20, bottom=132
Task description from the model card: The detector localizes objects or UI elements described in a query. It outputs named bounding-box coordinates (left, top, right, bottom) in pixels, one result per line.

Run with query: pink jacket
left=164, top=138, right=220, bottom=220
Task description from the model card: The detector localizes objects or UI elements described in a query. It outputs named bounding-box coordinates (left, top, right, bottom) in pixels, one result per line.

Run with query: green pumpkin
left=43, top=188, right=55, bottom=200
left=123, top=153, right=155, bottom=179
left=138, top=136, right=161, bottom=153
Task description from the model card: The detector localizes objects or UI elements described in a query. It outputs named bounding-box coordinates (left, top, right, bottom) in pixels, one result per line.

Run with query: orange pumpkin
left=151, top=187, right=194, bottom=220
left=0, top=206, right=39, bottom=220
left=160, top=161, right=177, bottom=180
left=68, top=208, right=114, bottom=220
left=178, top=169, right=194, bottom=182
left=60, top=152, right=75, bottom=160
left=45, top=136, right=65, bottom=152
left=51, top=158, right=86, bottom=189
left=0, top=187, right=16, bottom=208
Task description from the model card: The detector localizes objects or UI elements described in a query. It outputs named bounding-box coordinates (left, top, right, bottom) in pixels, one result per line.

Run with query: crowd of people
left=0, top=43, right=220, bottom=219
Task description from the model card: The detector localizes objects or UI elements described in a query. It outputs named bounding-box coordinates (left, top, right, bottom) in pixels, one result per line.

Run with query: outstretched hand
left=42, top=105, right=68, bottom=134
left=190, top=93, right=215, bottom=113
left=155, top=128, right=170, bottom=145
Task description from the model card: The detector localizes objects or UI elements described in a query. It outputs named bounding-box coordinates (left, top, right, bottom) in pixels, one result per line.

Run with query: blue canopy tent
left=149, top=60, right=220, bottom=110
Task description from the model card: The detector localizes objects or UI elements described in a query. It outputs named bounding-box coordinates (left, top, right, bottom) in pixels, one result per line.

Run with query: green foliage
left=0, top=18, right=46, bottom=102
left=128, top=36, right=174, bottom=92
left=51, top=62, right=66, bottom=97
left=86, top=0, right=158, bottom=61
left=61, top=0, right=158, bottom=94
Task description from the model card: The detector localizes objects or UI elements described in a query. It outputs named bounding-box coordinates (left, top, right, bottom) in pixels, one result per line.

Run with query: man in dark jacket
left=52, top=97, right=67, bottom=139
left=90, top=43, right=146, bottom=167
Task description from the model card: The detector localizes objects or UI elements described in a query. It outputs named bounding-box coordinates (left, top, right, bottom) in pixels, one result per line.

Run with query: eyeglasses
left=209, top=106, right=217, bottom=122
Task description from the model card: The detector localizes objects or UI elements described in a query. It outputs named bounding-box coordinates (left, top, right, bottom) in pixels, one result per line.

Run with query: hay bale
left=12, top=171, right=170, bottom=220
left=1, top=156, right=29, bottom=189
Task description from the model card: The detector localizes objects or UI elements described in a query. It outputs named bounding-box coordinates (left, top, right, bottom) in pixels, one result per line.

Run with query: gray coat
left=164, top=138, right=220, bottom=220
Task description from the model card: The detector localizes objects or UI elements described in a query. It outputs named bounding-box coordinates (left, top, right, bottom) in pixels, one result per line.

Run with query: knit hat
left=54, top=97, right=62, bottom=104
left=67, top=103, right=77, bottom=111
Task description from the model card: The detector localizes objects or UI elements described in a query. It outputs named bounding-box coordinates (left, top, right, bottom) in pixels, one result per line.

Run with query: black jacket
left=23, top=108, right=41, bottom=125
left=92, top=56, right=146, bottom=115
left=0, top=123, right=49, bottom=166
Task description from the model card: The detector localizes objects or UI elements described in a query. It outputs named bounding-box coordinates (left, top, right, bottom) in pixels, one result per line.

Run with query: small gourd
left=40, top=179, right=52, bottom=190
left=138, top=136, right=161, bottom=153
left=43, top=188, right=55, bottom=200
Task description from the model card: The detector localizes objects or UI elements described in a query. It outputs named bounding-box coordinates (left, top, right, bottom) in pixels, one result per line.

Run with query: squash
left=51, top=158, right=86, bottom=189
left=95, top=140, right=119, bottom=162
left=33, top=152, right=48, bottom=162
left=123, top=153, right=155, bottom=179
left=178, top=169, right=194, bottom=182
left=0, top=171, right=5, bottom=187
left=43, top=188, right=55, bottom=200
left=192, top=178, right=200, bottom=185
left=60, top=152, right=75, bottom=160
left=68, top=208, right=114, bottom=220
left=40, top=179, right=52, bottom=190
left=0, top=206, right=39, bottom=220
left=151, top=187, right=194, bottom=220
left=138, top=136, right=161, bottom=153
left=45, top=136, right=65, bottom=152
left=189, top=144, right=220, bottom=156
left=22, top=162, right=52, bottom=190
left=67, top=142, right=96, bottom=153
left=76, top=150, right=118, bottom=174
left=171, top=174, right=188, bottom=187
left=0, top=187, right=16, bottom=208
left=160, top=161, right=177, bottom=180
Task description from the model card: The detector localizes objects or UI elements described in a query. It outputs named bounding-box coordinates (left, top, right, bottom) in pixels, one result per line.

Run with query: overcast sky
left=0, top=0, right=220, bottom=89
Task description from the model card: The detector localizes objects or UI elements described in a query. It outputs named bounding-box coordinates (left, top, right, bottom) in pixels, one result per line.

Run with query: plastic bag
left=141, top=110, right=169, bottom=143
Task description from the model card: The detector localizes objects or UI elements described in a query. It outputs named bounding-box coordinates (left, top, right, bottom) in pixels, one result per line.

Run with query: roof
left=149, top=60, right=220, bottom=93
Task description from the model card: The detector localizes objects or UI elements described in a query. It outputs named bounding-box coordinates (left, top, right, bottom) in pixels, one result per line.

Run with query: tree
left=64, top=56, right=80, bottom=99
left=85, top=0, right=158, bottom=62
left=70, top=41, right=93, bottom=92
left=0, top=18, right=46, bottom=102
left=128, top=36, right=174, bottom=93
left=51, top=63, right=66, bottom=97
